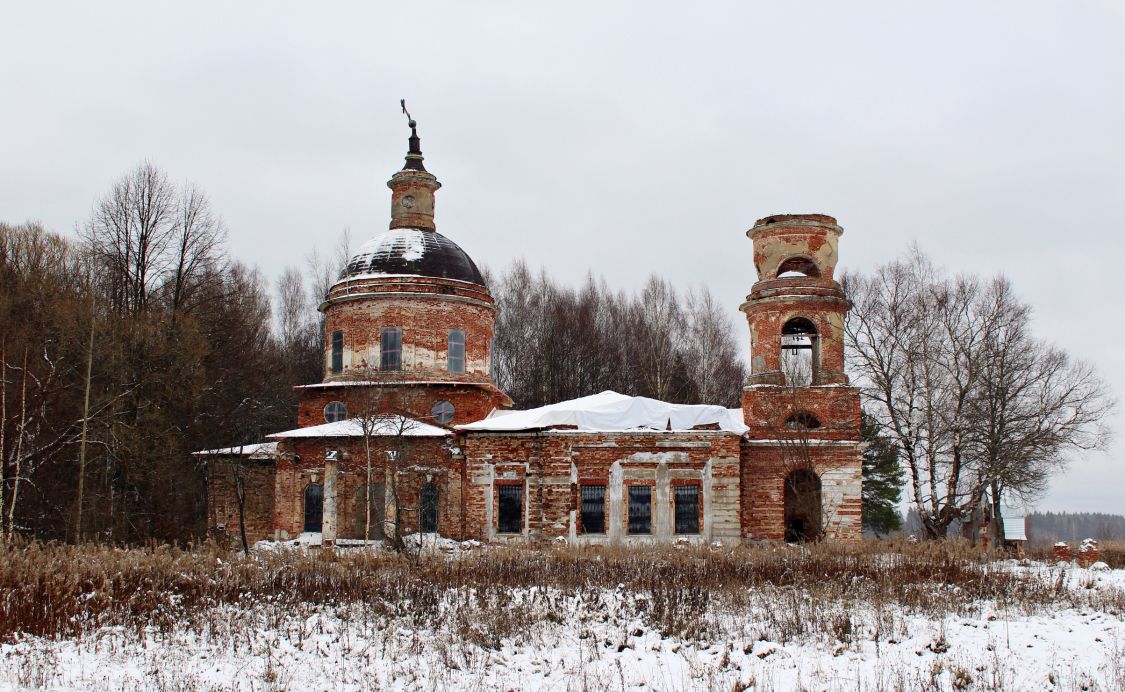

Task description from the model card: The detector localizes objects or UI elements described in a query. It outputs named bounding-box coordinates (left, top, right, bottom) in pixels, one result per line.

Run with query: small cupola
left=388, top=100, right=442, bottom=231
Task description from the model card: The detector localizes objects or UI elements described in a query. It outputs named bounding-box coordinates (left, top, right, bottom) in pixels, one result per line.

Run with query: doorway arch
left=419, top=483, right=439, bottom=533
left=304, top=483, right=324, bottom=533
left=783, top=469, right=822, bottom=543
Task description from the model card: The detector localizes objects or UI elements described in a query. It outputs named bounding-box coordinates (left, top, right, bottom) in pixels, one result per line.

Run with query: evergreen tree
left=861, top=412, right=904, bottom=536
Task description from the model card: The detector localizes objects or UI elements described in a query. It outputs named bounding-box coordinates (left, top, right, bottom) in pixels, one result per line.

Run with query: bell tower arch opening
left=781, top=317, right=818, bottom=387
left=776, top=255, right=821, bottom=278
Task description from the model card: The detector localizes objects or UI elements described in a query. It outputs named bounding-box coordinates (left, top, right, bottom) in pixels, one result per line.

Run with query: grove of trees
left=490, top=261, right=746, bottom=409
left=1, top=163, right=322, bottom=544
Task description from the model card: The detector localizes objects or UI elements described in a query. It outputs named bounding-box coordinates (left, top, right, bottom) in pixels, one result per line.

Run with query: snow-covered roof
left=294, top=380, right=498, bottom=389
left=456, top=391, right=749, bottom=434
left=341, top=228, right=486, bottom=285
left=268, top=415, right=449, bottom=439
left=192, top=442, right=278, bottom=458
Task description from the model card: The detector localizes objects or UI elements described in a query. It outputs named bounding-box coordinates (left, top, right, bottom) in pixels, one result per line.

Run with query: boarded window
left=303, top=483, right=323, bottom=533
left=380, top=327, right=402, bottom=371
left=580, top=484, right=606, bottom=534
left=330, top=331, right=343, bottom=374
left=448, top=330, right=465, bottom=374
left=627, top=486, right=652, bottom=535
left=419, top=483, right=439, bottom=533
left=497, top=484, right=523, bottom=534
left=674, top=485, right=700, bottom=534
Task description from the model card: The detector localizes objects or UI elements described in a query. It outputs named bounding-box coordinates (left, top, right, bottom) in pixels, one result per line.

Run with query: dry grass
left=1, top=538, right=1119, bottom=648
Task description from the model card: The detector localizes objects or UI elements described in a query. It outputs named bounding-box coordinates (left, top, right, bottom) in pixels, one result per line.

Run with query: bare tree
left=633, top=275, right=689, bottom=402
left=84, top=162, right=178, bottom=314
left=844, top=248, right=1114, bottom=539
left=168, top=183, right=225, bottom=316
left=683, top=285, right=746, bottom=408
left=969, top=277, right=1114, bottom=544
left=4, top=349, right=28, bottom=548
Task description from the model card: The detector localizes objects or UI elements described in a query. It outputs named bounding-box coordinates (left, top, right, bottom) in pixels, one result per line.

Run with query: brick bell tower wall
left=739, top=214, right=863, bottom=542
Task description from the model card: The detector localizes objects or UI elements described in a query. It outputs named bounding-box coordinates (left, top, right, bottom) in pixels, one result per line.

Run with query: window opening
left=580, top=484, right=606, bottom=534
left=323, top=401, right=348, bottom=423
left=674, top=485, right=700, bottom=534
left=784, top=412, right=821, bottom=429
left=447, top=330, right=465, bottom=374
left=781, top=317, right=818, bottom=387
left=303, top=483, right=323, bottom=533
left=497, top=484, right=523, bottom=534
left=431, top=400, right=455, bottom=425
left=419, top=483, right=439, bottom=533
left=380, top=327, right=402, bottom=371
left=627, top=486, right=652, bottom=535
left=330, top=331, right=343, bottom=374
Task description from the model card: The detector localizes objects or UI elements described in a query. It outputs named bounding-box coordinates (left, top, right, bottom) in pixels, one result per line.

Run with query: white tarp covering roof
left=192, top=442, right=278, bottom=458
left=1003, top=512, right=1028, bottom=541
left=268, top=415, right=449, bottom=439
left=456, top=391, right=749, bottom=434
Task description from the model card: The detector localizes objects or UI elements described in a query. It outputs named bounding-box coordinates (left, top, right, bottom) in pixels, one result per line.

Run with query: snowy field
left=1, top=542, right=1123, bottom=691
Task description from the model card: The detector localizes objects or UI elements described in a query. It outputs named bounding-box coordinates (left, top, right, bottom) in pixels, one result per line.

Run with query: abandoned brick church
left=199, top=119, right=863, bottom=547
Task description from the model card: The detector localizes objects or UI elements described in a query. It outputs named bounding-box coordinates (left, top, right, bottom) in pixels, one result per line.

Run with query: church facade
left=198, top=120, right=863, bottom=547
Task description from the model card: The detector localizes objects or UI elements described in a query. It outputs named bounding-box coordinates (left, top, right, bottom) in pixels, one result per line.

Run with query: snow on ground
left=1, top=560, right=1122, bottom=691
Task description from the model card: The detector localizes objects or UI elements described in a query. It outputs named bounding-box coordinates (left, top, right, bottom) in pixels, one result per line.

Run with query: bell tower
left=739, top=214, right=862, bottom=541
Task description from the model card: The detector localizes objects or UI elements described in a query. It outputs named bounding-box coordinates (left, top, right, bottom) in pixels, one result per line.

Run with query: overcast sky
left=3, top=1, right=1122, bottom=513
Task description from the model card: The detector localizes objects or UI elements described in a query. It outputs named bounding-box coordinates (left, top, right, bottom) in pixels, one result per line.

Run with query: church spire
left=400, top=99, right=426, bottom=172
left=387, top=100, right=442, bottom=231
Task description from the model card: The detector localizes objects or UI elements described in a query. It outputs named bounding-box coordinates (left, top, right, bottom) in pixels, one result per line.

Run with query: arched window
left=419, top=483, right=439, bottom=533
left=380, top=327, right=402, bottom=371
left=447, top=330, right=465, bottom=374
left=324, top=401, right=348, bottom=423
left=784, top=412, right=821, bottom=429
left=355, top=483, right=385, bottom=539
left=303, top=483, right=323, bottom=533
left=330, top=331, right=344, bottom=374
left=784, top=469, right=822, bottom=543
left=781, top=317, right=818, bottom=387
left=776, top=256, right=821, bottom=278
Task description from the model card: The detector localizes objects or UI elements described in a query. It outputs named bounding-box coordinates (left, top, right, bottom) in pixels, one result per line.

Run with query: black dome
left=345, top=229, right=486, bottom=285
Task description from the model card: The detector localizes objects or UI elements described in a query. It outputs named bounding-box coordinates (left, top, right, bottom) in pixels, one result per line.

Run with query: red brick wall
left=739, top=442, right=863, bottom=541
left=458, top=431, right=744, bottom=543
left=742, top=386, right=862, bottom=441
left=323, top=289, right=495, bottom=381
left=206, top=459, right=276, bottom=546
left=271, top=437, right=464, bottom=540
left=296, top=383, right=505, bottom=429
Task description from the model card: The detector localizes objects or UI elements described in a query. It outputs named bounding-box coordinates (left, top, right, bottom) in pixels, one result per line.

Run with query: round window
left=431, top=400, right=455, bottom=425
left=324, top=401, right=348, bottom=423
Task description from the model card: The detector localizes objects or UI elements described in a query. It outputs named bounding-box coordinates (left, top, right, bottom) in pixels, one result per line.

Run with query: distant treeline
left=1025, top=512, right=1125, bottom=545
left=900, top=508, right=1125, bottom=544
left=489, top=261, right=746, bottom=410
